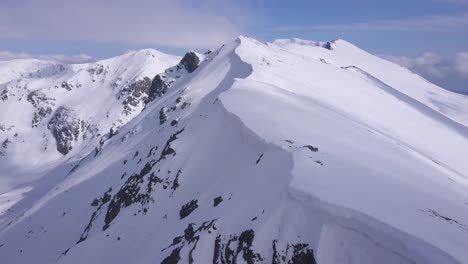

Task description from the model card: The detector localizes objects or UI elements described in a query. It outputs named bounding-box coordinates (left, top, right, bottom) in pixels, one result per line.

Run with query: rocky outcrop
left=27, top=90, right=56, bottom=127
left=122, top=77, right=153, bottom=114
left=147, top=75, right=169, bottom=102
left=47, top=107, right=81, bottom=155
left=323, top=42, right=333, bottom=50
left=179, top=52, right=200, bottom=73
left=163, top=222, right=317, bottom=264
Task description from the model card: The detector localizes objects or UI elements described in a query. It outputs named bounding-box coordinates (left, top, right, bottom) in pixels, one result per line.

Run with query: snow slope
left=0, top=37, right=467, bottom=264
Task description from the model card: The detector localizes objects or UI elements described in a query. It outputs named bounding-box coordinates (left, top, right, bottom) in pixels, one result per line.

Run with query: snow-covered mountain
left=0, top=49, right=182, bottom=190
left=0, top=36, right=467, bottom=264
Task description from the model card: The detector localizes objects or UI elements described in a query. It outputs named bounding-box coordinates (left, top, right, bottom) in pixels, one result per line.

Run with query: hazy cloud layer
left=276, top=12, right=468, bottom=32
left=380, top=52, right=468, bottom=93
left=435, top=0, right=468, bottom=4
left=0, top=50, right=95, bottom=64
left=0, top=0, right=256, bottom=49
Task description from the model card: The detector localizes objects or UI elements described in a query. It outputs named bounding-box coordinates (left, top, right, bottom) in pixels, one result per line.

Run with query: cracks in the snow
left=422, top=209, right=468, bottom=231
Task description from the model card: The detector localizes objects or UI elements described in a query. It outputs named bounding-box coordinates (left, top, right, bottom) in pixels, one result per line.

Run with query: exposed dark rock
left=235, top=230, right=263, bottom=264
left=32, top=106, right=52, bottom=127
left=170, top=119, right=178, bottom=126
left=171, top=169, right=181, bottom=193
left=77, top=188, right=113, bottom=244
left=255, top=153, right=264, bottom=164
left=213, top=235, right=222, bottom=264
left=181, top=102, right=191, bottom=109
left=304, top=145, right=318, bottom=152
left=291, top=243, right=316, bottom=264
left=27, top=90, right=56, bottom=127
left=103, top=160, right=158, bottom=230
left=162, top=220, right=217, bottom=263
left=179, top=52, right=200, bottom=73
left=101, top=130, right=184, bottom=230
left=272, top=240, right=316, bottom=264
left=160, top=107, right=168, bottom=125
left=323, top=42, right=333, bottom=50
left=0, top=138, right=11, bottom=156
left=27, top=90, right=54, bottom=107
left=0, top=89, right=8, bottom=101
left=158, top=129, right=184, bottom=162
left=121, top=77, right=152, bottom=114
left=161, top=247, right=182, bottom=264
left=180, top=200, right=198, bottom=219
left=147, top=146, right=158, bottom=158
left=61, top=82, right=73, bottom=91
left=47, top=107, right=81, bottom=155
left=213, top=196, right=223, bottom=207
left=147, top=172, right=163, bottom=193
left=147, top=75, right=168, bottom=102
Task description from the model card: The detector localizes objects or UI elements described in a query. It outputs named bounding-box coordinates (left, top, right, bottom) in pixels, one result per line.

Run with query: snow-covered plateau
left=0, top=36, right=467, bottom=264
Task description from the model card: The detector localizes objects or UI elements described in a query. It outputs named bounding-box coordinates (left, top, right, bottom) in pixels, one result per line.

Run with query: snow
left=0, top=36, right=467, bottom=263
left=0, top=49, right=180, bottom=191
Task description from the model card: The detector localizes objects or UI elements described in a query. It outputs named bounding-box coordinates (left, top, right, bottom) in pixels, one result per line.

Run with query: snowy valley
left=0, top=36, right=467, bottom=264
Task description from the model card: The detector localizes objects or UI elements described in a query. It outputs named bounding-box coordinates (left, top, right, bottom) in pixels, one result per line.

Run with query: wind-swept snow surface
left=0, top=37, right=467, bottom=264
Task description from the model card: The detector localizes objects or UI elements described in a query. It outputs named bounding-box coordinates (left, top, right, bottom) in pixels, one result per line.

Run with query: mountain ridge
left=0, top=36, right=467, bottom=264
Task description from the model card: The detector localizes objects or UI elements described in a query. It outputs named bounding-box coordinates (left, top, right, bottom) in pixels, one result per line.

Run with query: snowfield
left=0, top=36, right=467, bottom=264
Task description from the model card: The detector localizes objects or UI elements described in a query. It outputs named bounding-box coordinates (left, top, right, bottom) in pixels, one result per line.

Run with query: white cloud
left=380, top=52, right=468, bottom=93
left=455, top=52, right=468, bottom=76
left=380, top=53, right=448, bottom=79
left=0, top=50, right=95, bottom=64
left=0, top=0, right=258, bottom=49
left=276, top=13, right=468, bottom=32
left=434, top=0, right=468, bottom=4
left=380, top=52, right=468, bottom=80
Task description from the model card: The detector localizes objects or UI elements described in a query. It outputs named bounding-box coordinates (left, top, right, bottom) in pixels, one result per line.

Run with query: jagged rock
left=0, top=138, right=11, bottom=156
left=27, top=90, right=55, bottom=108
left=60, top=82, right=73, bottom=91
left=1, top=89, right=9, bottom=101
left=159, top=107, right=168, bottom=125
left=179, top=52, right=200, bottom=73
left=304, top=145, right=318, bottom=152
left=103, top=160, right=158, bottom=230
left=180, top=200, right=198, bottom=219
left=213, top=196, right=223, bottom=207
left=27, top=90, right=56, bottom=127
left=147, top=75, right=168, bottom=102
left=121, top=77, right=153, bottom=115
left=323, top=42, right=333, bottom=50
left=47, top=107, right=81, bottom=155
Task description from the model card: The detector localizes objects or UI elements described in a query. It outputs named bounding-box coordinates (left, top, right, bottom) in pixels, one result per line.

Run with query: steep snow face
left=0, top=37, right=467, bottom=264
left=0, top=49, right=180, bottom=190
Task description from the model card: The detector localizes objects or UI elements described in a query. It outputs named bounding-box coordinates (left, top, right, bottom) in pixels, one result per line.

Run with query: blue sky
left=0, top=0, right=467, bottom=93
